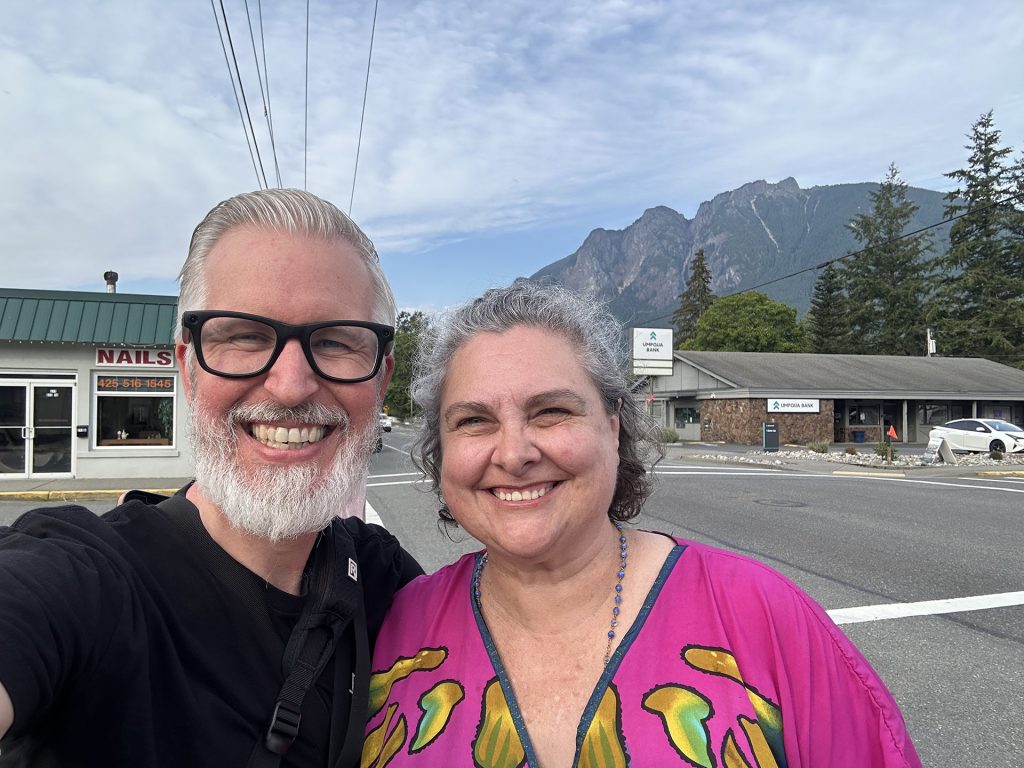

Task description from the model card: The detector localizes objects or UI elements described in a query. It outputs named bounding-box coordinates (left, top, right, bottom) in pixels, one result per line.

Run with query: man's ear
left=175, top=342, right=193, bottom=401
left=378, top=353, right=395, bottom=397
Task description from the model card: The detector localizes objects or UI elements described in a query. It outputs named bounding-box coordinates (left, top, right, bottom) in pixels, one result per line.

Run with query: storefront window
left=847, top=404, right=880, bottom=426
left=94, top=375, right=175, bottom=447
left=674, top=407, right=699, bottom=428
left=918, top=404, right=948, bottom=425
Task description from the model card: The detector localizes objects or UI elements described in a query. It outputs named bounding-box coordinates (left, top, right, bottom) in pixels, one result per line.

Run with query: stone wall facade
left=701, top=398, right=835, bottom=445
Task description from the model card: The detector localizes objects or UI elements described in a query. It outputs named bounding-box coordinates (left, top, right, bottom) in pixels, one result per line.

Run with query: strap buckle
left=265, top=700, right=302, bottom=755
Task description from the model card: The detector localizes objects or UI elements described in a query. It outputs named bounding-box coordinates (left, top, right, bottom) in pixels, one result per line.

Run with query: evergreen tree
left=1002, top=152, right=1024, bottom=367
left=930, top=111, right=1024, bottom=363
left=806, top=262, right=850, bottom=353
left=384, top=310, right=430, bottom=420
left=672, top=248, right=715, bottom=347
left=839, top=163, right=933, bottom=355
left=683, top=292, right=805, bottom=352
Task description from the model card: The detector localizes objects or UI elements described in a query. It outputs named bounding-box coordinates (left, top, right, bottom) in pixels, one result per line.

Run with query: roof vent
left=103, top=271, right=119, bottom=294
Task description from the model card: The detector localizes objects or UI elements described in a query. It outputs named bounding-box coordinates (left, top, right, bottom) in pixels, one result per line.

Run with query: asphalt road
left=2, top=425, right=1021, bottom=765
left=364, top=427, right=1024, bottom=767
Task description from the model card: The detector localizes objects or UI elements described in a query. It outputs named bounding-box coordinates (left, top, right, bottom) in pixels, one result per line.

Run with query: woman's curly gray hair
left=412, top=279, right=664, bottom=524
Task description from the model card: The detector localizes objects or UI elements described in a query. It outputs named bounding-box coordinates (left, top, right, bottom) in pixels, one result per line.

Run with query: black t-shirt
left=0, top=495, right=422, bottom=767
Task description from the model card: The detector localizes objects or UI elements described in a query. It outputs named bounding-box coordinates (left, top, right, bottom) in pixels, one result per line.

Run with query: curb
left=975, top=470, right=1024, bottom=477
left=0, top=488, right=180, bottom=502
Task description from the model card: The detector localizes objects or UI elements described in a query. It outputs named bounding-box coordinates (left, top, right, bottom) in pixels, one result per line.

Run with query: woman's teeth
left=250, top=424, right=326, bottom=449
left=494, top=487, right=548, bottom=502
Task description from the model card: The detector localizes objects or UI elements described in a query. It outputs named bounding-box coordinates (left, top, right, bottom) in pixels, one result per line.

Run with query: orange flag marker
left=887, top=424, right=898, bottom=439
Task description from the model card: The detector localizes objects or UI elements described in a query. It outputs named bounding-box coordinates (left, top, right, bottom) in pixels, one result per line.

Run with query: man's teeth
left=494, top=487, right=548, bottom=502
left=250, top=424, right=326, bottom=449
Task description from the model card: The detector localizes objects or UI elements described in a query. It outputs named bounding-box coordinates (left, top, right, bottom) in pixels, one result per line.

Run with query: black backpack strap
left=330, top=589, right=370, bottom=768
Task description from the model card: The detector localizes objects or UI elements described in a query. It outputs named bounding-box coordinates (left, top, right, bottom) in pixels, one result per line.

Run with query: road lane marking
left=828, top=591, right=1024, bottom=625
left=655, top=470, right=808, bottom=477
left=832, top=470, right=906, bottom=478
left=367, top=479, right=427, bottom=488
left=368, top=472, right=421, bottom=479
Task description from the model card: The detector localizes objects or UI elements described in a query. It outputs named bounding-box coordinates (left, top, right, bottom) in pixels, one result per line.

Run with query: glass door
left=30, top=384, right=73, bottom=475
left=0, top=385, right=28, bottom=475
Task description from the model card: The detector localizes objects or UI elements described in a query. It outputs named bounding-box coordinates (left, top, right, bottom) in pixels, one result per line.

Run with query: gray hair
left=175, top=188, right=396, bottom=344
left=412, top=279, right=664, bottom=524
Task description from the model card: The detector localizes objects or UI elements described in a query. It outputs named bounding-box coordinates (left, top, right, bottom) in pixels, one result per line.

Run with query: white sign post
left=632, top=328, right=673, bottom=376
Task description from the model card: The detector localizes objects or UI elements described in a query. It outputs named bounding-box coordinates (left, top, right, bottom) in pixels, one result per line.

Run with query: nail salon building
left=648, top=351, right=1024, bottom=445
left=0, top=287, right=193, bottom=480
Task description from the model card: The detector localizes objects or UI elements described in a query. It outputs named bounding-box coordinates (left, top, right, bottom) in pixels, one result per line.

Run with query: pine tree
left=930, top=111, right=1024, bottom=363
left=840, top=163, right=933, bottom=355
left=806, top=262, right=850, bottom=353
left=672, top=249, right=715, bottom=347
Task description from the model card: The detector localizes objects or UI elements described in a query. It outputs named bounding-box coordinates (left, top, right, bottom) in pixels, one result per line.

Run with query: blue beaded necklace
left=472, top=521, right=629, bottom=667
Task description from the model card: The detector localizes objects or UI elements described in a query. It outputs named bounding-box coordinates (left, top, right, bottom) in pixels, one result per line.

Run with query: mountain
left=529, top=177, right=949, bottom=324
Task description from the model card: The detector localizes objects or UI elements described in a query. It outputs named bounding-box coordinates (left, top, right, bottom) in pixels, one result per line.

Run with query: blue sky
left=2, top=1, right=1022, bottom=314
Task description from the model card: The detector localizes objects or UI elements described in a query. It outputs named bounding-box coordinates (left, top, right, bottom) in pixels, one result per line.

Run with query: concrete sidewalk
left=0, top=477, right=191, bottom=501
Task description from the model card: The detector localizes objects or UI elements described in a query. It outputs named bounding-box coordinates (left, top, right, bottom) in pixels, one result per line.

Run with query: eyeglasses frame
left=181, top=310, right=395, bottom=383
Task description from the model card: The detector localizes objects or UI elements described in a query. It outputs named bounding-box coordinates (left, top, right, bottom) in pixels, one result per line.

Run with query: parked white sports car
left=929, top=418, right=1024, bottom=453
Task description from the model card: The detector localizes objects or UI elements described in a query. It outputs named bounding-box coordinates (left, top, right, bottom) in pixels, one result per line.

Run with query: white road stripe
left=368, top=472, right=421, bottom=480
left=367, top=479, right=426, bottom=488
left=828, top=591, right=1024, bottom=625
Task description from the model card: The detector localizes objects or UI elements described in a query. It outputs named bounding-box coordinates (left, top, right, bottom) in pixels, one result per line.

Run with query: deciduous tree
left=683, top=291, right=805, bottom=352
left=384, top=311, right=430, bottom=420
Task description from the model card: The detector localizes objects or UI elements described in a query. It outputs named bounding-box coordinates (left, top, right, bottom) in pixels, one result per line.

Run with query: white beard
left=188, top=398, right=379, bottom=541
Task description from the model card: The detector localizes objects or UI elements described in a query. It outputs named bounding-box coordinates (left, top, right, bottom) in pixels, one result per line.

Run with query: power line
left=244, top=0, right=282, bottom=187
left=633, top=189, right=1024, bottom=329
left=211, top=0, right=262, bottom=187
left=349, top=0, right=380, bottom=217
left=303, top=0, right=310, bottom=190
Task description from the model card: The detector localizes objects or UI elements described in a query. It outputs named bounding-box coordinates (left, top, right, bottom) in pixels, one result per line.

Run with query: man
left=0, top=189, right=422, bottom=766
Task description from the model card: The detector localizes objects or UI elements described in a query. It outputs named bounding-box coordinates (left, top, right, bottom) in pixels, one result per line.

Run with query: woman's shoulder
left=662, top=534, right=826, bottom=617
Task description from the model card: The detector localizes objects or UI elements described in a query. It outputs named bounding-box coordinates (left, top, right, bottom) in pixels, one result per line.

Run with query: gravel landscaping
left=674, top=446, right=1024, bottom=470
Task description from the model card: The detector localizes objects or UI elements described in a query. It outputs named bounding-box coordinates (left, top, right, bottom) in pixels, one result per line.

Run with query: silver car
left=929, top=418, right=1024, bottom=453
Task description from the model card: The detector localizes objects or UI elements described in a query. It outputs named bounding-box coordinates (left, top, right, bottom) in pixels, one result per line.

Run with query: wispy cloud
left=1, top=0, right=1021, bottom=303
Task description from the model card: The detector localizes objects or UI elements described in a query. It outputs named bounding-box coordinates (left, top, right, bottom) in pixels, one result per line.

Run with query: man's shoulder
left=332, top=517, right=423, bottom=609
left=3, top=499, right=176, bottom=565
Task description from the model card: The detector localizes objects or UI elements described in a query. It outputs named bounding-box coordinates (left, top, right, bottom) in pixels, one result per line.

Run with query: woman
left=363, top=280, right=921, bottom=768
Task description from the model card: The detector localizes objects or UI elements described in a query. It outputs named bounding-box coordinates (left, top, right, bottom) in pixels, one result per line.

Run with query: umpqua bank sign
left=631, top=328, right=673, bottom=375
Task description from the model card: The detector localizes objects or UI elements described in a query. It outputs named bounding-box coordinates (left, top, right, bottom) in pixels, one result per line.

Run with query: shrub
left=659, top=427, right=679, bottom=444
left=807, top=441, right=829, bottom=454
left=844, top=446, right=859, bottom=455
left=990, top=449, right=1004, bottom=460
left=873, top=442, right=898, bottom=458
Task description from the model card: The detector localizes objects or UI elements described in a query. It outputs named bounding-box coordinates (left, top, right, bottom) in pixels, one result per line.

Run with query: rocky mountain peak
left=530, top=177, right=948, bottom=324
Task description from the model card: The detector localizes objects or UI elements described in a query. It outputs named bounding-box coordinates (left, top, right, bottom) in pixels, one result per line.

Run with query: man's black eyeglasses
left=181, top=311, right=394, bottom=383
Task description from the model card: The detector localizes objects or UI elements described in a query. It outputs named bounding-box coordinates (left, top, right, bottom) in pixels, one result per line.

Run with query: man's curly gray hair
left=411, top=279, right=663, bottom=524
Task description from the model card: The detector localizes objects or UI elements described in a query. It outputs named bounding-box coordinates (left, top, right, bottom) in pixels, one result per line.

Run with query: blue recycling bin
left=853, top=430, right=865, bottom=443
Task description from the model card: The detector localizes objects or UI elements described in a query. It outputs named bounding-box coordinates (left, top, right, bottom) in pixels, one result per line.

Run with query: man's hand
left=0, top=679, right=12, bottom=738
